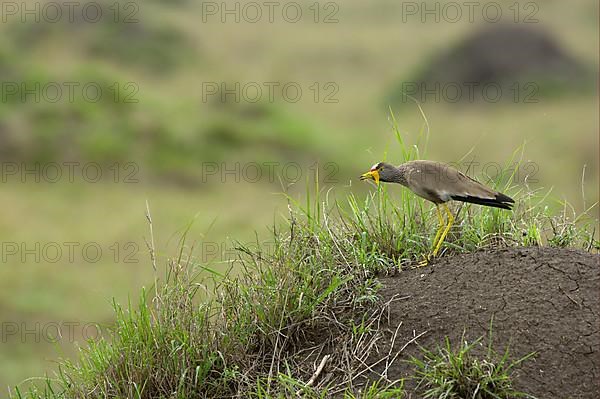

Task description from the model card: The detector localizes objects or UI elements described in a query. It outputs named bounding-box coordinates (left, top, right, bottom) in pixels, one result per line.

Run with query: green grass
left=11, top=122, right=598, bottom=398
left=410, top=330, right=536, bottom=399
left=12, top=186, right=404, bottom=398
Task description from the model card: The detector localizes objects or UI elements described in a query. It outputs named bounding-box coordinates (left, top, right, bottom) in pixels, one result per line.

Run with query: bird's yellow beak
left=360, top=170, right=379, bottom=185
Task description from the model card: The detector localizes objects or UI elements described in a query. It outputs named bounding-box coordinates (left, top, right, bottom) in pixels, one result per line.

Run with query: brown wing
left=403, top=161, right=514, bottom=209
left=446, top=167, right=514, bottom=210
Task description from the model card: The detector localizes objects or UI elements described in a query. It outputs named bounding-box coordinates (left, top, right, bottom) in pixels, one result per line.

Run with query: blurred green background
left=0, top=0, right=597, bottom=392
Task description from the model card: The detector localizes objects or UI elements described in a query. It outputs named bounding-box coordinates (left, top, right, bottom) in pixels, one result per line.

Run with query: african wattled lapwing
left=360, top=160, right=514, bottom=264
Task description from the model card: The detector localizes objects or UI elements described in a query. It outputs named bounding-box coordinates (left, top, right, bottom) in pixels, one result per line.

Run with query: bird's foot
left=417, top=254, right=431, bottom=267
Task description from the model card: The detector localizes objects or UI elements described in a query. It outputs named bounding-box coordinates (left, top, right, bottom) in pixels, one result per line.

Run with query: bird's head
left=360, top=162, right=396, bottom=185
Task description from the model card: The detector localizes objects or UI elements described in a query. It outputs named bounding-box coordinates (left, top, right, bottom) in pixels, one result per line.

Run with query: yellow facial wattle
left=360, top=170, right=380, bottom=185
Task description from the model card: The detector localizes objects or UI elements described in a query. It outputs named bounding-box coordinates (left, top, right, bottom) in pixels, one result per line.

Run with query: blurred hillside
left=0, top=0, right=598, bottom=392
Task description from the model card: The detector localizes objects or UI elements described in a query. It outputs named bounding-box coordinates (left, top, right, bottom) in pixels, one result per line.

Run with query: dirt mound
left=423, top=25, right=584, bottom=83
left=375, top=247, right=599, bottom=398
left=391, top=25, right=590, bottom=103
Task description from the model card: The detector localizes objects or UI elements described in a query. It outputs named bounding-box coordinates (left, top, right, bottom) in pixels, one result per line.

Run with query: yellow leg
left=430, top=205, right=445, bottom=251
left=431, top=204, right=454, bottom=257
left=418, top=205, right=446, bottom=267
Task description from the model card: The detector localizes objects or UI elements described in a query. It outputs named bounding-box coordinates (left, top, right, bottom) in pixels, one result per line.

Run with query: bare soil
left=372, top=247, right=599, bottom=399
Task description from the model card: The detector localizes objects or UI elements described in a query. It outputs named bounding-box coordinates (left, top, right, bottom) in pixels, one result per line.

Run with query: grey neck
left=393, top=164, right=409, bottom=186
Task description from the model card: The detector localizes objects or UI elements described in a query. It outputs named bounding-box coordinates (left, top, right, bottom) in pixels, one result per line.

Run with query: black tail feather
left=495, top=192, right=515, bottom=204
left=451, top=193, right=514, bottom=210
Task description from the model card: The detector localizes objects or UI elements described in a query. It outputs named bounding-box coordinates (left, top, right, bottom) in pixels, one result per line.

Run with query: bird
left=360, top=160, right=514, bottom=265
